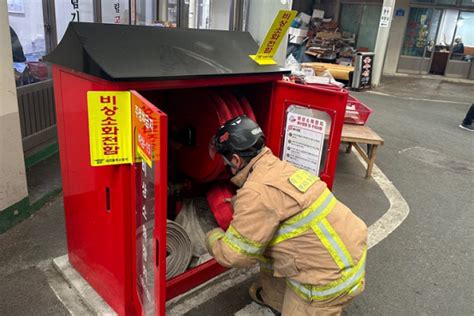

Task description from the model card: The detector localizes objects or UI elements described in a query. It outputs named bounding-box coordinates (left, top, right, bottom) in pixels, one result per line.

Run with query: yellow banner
left=136, top=145, right=151, bottom=167
left=249, top=9, right=297, bottom=65
left=87, top=91, right=132, bottom=166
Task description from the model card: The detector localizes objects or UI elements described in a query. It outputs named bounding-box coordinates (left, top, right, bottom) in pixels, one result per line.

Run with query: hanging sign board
left=249, top=9, right=297, bottom=65
left=282, top=110, right=326, bottom=175
left=87, top=91, right=132, bottom=166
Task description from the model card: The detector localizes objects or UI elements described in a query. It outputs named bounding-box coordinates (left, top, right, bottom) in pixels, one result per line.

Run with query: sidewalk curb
left=52, top=255, right=116, bottom=315
left=51, top=254, right=257, bottom=315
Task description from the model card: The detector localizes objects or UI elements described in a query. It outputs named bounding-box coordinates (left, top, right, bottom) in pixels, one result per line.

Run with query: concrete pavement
left=0, top=76, right=473, bottom=315
left=345, top=91, right=473, bottom=315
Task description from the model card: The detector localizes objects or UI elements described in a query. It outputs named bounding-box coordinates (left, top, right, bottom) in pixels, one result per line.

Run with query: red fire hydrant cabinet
left=45, top=23, right=348, bottom=315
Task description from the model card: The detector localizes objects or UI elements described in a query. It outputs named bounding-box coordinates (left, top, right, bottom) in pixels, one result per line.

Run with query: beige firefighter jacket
left=206, top=147, right=367, bottom=293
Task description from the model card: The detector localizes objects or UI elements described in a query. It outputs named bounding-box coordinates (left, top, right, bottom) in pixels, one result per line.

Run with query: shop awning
left=44, top=22, right=288, bottom=81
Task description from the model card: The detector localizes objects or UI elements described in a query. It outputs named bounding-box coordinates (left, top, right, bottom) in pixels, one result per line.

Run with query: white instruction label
left=283, top=112, right=326, bottom=175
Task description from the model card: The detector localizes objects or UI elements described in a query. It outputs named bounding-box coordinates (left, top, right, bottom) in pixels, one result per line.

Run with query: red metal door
left=267, top=81, right=348, bottom=189
left=130, top=91, right=168, bottom=316
left=53, top=67, right=136, bottom=315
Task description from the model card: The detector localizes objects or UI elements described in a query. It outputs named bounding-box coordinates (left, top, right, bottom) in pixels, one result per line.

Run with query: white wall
left=8, top=0, right=45, bottom=56
left=55, top=0, right=94, bottom=43
left=1, top=0, right=28, bottom=210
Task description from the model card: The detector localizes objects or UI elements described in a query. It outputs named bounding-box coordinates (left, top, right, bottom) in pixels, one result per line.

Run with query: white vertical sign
left=380, top=6, right=392, bottom=28
left=55, top=0, right=94, bottom=42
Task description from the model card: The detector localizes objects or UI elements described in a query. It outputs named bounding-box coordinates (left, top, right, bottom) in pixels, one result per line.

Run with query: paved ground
left=0, top=196, right=69, bottom=315
left=377, top=75, right=474, bottom=104
left=344, top=90, right=473, bottom=315
left=0, top=76, right=472, bottom=315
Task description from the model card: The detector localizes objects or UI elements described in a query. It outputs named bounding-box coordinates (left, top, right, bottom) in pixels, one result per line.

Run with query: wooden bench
left=341, top=124, right=384, bottom=179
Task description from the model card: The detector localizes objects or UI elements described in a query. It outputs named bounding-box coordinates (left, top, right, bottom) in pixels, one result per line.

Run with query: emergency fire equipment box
left=45, top=22, right=349, bottom=315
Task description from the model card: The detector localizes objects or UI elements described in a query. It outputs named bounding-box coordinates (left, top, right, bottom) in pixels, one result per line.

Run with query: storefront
left=6, top=0, right=259, bottom=87
left=290, top=0, right=473, bottom=81
left=397, top=0, right=474, bottom=79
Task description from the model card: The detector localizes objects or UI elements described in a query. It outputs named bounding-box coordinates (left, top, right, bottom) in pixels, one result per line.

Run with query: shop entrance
left=398, top=7, right=474, bottom=79
left=397, top=7, right=442, bottom=75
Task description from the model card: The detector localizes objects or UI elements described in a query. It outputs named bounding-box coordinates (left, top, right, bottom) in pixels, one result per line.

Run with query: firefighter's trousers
left=260, top=271, right=359, bottom=316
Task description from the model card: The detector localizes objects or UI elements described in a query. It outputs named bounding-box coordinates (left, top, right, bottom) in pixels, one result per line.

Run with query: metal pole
left=42, top=0, right=58, bottom=53
left=230, top=0, right=244, bottom=31
left=157, top=0, right=168, bottom=22
left=93, top=0, right=102, bottom=23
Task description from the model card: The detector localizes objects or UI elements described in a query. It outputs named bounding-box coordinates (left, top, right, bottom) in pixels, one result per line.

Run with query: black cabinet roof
left=44, top=22, right=288, bottom=81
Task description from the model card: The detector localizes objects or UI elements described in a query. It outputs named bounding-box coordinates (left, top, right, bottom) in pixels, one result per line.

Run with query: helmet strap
left=222, top=155, right=239, bottom=170
left=222, top=154, right=249, bottom=173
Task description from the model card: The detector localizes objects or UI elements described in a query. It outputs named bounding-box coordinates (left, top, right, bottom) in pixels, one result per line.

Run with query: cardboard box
left=298, top=12, right=311, bottom=24
left=289, top=27, right=308, bottom=37
left=312, top=9, right=324, bottom=19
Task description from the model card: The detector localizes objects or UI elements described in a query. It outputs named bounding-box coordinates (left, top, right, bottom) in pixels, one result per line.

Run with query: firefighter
left=207, top=116, right=368, bottom=315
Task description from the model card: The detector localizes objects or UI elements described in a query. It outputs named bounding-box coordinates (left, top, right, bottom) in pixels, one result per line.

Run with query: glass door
left=101, top=0, right=130, bottom=24
left=340, top=3, right=382, bottom=52
left=446, top=11, right=474, bottom=79
left=357, top=5, right=382, bottom=52
left=268, top=81, right=348, bottom=189
left=8, top=0, right=50, bottom=86
left=398, top=7, right=442, bottom=74
left=130, top=91, right=168, bottom=316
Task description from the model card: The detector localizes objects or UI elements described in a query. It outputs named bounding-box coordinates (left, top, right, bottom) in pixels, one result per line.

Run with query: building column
left=0, top=1, right=29, bottom=226
left=383, top=0, right=410, bottom=75
left=372, top=0, right=397, bottom=87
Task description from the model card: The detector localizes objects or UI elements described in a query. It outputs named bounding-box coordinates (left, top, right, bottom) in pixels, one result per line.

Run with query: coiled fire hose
left=166, top=220, right=193, bottom=279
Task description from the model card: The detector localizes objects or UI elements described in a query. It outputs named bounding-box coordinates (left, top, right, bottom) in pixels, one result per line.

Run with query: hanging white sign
left=380, top=6, right=392, bottom=28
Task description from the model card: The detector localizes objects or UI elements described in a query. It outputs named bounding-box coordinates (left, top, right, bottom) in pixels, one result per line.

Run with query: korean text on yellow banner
left=249, top=9, right=297, bottom=65
left=87, top=91, right=132, bottom=166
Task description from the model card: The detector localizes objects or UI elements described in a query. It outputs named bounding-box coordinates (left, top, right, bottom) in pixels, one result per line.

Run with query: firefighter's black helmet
left=210, top=116, right=265, bottom=159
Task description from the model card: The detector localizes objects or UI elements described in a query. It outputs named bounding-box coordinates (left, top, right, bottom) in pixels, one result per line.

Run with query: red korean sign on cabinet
left=132, top=92, right=161, bottom=167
